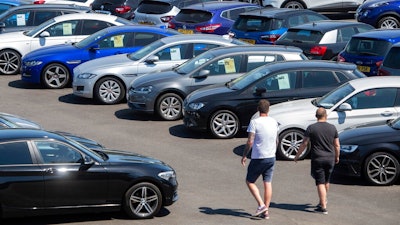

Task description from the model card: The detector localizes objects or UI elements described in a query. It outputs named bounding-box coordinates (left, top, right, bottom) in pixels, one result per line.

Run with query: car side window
left=337, top=27, right=356, bottom=43
left=33, top=11, right=61, bottom=26
left=345, top=88, right=397, bottom=109
left=34, top=141, right=83, bottom=164
left=204, top=55, right=243, bottom=75
left=155, top=44, right=189, bottom=61
left=134, top=32, right=162, bottom=46
left=193, top=43, right=219, bottom=57
left=0, top=141, right=33, bottom=165
left=222, top=8, right=246, bottom=20
left=302, top=71, right=339, bottom=88
left=4, top=10, right=30, bottom=27
left=45, top=20, right=79, bottom=36
left=256, top=72, right=297, bottom=91
left=246, top=55, right=280, bottom=71
left=80, top=20, right=111, bottom=35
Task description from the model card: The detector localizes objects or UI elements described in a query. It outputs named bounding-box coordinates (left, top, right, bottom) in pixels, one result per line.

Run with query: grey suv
left=127, top=45, right=307, bottom=120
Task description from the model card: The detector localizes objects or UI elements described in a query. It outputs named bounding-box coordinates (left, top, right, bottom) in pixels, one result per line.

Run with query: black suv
left=0, top=4, right=91, bottom=33
left=91, top=0, right=139, bottom=20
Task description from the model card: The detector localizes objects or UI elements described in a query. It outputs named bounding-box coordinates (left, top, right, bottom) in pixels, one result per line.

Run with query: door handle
left=381, top=111, right=394, bottom=117
left=44, top=168, right=54, bottom=174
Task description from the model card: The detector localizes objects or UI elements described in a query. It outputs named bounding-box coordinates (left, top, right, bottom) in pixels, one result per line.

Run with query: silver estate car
left=72, top=34, right=247, bottom=104
left=127, top=45, right=307, bottom=121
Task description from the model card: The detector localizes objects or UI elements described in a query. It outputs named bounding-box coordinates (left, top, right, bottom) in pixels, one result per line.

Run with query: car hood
left=76, top=54, right=132, bottom=73
left=269, top=98, right=317, bottom=118
left=339, top=124, right=395, bottom=145
left=132, top=70, right=178, bottom=87
left=100, top=149, right=166, bottom=165
left=24, top=43, right=76, bottom=59
left=0, top=31, right=26, bottom=42
left=186, top=83, right=231, bottom=102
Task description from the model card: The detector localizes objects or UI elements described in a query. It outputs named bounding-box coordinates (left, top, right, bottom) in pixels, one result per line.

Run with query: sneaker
left=315, top=207, right=328, bottom=215
left=254, top=205, right=268, bottom=216
left=263, top=210, right=270, bottom=219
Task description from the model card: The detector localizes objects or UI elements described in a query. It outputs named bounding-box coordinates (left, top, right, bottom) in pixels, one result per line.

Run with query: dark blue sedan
left=356, top=0, right=400, bottom=28
left=21, top=25, right=179, bottom=89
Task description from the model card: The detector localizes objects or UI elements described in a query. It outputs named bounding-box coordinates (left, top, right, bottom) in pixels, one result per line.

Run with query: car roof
left=0, top=128, right=63, bottom=142
left=52, top=12, right=120, bottom=22
left=182, top=1, right=259, bottom=11
left=99, top=25, right=180, bottom=34
left=159, top=33, right=239, bottom=44
left=260, top=60, right=358, bottom=71
left=238, top=8, right=326, bottom=18
left=351, top=28, right=400, bottom=40
left=207, top=44, right=304, bottom=55
left=0, top=3, right=91, bottom=12
left=347, top=76, right=400, bottom=89
left=288, top=20, right=371, bottom=32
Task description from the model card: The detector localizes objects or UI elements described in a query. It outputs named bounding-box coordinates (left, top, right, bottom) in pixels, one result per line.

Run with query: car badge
left=183, top=25, right=186, bottom=29
left=100, top=5, right=104, bottom=10
left=356, top=61, right=363, bottom=65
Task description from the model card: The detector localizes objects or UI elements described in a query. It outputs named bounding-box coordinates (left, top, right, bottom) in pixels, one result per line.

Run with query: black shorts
left=311, top=158, right=335, bottom=185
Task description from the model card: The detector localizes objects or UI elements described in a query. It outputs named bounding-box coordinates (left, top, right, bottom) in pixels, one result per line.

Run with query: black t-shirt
left=304, top=122, right=338, bottom=160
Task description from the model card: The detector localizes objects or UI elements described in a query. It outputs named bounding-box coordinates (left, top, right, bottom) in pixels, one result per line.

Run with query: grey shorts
left=246, top=157, right=275, bottom=183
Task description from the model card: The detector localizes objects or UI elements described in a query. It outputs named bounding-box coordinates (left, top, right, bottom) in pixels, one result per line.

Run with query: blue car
left=168, top=1, right=261, bottom=35
left=338, top=29, right=400, bottom=76
left=0, top=0, right=32, bottom=14
left=356, top=0, right=400, bottom=28
left=228, top=8, right=329, bottom=44
left=21, top=25, right=180, bottom=89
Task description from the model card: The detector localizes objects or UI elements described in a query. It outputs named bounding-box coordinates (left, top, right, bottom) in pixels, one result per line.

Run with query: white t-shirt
left=247, top=116, right=279, bottom=159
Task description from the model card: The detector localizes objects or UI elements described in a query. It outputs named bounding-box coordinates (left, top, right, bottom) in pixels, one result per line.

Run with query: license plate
left=177, top=29, right=194, bottom=34
left=139, top=21, right=155, bottom=25
left=239, top=38, right=255, bottom=44
left=94, top=10, right=111, bottom=15
left=357, top=65, right=370, bottom=73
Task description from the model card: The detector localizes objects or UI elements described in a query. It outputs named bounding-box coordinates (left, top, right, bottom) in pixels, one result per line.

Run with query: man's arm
left=241, top=132, right=255, bottom=166
left=294, top=137, right=309, bottom=162
left=334, top=137, right=340, bottom=164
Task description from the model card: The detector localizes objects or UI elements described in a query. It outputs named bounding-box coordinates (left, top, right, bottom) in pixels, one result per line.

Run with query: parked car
left=0, top=0, right=33, bottom=14
left=356, top=0, right=400, bottom=28
left=378, top=42, right=400, bottom=76
left=72, top=34, right=247, bottom=104
left=338, top=29, right=400, bottom=76
left=337, top=117, right=400, bottom=186
left=21, top=25, right=179, bottom=89
left=34, top=0, right=95, bottom=6
left=183, top=60, right=366, bottom=139
left=132, top=0, right=211, bottom=26
left=243, top=0, right=363, bottom=12
left=228, top=8, right=329, bottom=45
left=0, top=4, right=92, bottom=34
left=91, top=0, right=138, bottom=20
left=127, top=45, right=307, bottom=121
left=276, top=20, right=374, bottom=60
left=261, top=76, right=400, bottom=160
left=168, top=1, right=261, bottom=35
left=0, top=13, right=134, bottom=75
left=0, top=128, right=178, bottom=219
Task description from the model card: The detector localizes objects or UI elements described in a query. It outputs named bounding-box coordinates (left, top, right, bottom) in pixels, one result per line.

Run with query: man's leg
left=246, top=181, right=265, bottom=207
left=317, top=184, right=327, bottom=209
left=263, top=181, right=272, bottom=208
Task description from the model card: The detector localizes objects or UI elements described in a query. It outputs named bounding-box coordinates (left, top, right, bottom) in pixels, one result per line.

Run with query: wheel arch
left=361, top=144, right=400, bottom=174
left=122, top=177, right=167, bottom=206
left=154, top=88, right=186, bottom=112
left=40, top=61, right=73, bottom=78
left=281, top=0, right=307, bottom=8
left=93, top=75, right=127, bottom=95
left=206, top=105, right=241, bottom=130
left=376, top=12, right=400, bottom=26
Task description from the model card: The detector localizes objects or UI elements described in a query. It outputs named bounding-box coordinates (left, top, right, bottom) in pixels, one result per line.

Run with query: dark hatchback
left=337, top=117, right=400, bottom=186
left=91, top=0, right=138, bottom=20
left=0, top=4, right=92, bottom=33
left=183, top=60, right=366, bottom=138
left=0, top=129, right=178, bottom=219
left=276, top=20, right=374, bottom=60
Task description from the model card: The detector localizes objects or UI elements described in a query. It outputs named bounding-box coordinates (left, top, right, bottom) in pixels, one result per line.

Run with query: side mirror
left=83, top=155, right=95, bottom=165
left=254, top=87, right=266, bottom=96
left=145, top=55, right=159, bottom=64
left=0, top=22, right=5, bottom=29
left=337, top=102, right=352, bottom=112
left=193, top=69, right=209, bottom=79
left=89, top=44, right=100, bottom=51
left=39, top=31, right=50, bottom=37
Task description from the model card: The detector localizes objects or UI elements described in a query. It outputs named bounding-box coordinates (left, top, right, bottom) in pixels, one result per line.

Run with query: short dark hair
left=315, top=107, right=327, bottom=119
left=258, top=99, right=270, bottom=113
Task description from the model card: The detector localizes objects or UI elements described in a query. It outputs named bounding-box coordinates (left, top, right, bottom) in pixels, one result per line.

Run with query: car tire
left=156, top=93, right=183, bottom=121
left=209, top=110, right=239, bottom=139
left=123, top=182, right=162, bottom=219
left=41, top=63, right=70, bottom=89
left=364, top=152, right=400, bottom=186
left=0, top=49, right=21, bottom=75
left=282, top=0, right=306, bottom=9
left=378, top=16, right=400, bottom=29
left=94, top=77, right=125, bottom=104
left=240, top=0, right=263, bottom=6
left=277, top=129, right=309, bottom=160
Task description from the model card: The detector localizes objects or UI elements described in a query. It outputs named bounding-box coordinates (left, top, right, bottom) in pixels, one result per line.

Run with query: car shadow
left=8, top=79, right=43, bottom=89
left=114, top=108, right=164, bottom=121
left=58, top=93, right=101, bottom=105
left=168, top=124, right=248, bottom=139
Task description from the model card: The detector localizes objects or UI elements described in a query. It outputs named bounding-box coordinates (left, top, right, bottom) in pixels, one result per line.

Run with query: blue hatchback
left=356, top=0, right=400, bottom=28
left=338, top=29, right=400, bottom=76
left=21, top=25, right=179, bottom=89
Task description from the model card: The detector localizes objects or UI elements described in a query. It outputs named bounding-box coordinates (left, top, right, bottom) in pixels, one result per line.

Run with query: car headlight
left=24, top=61, right=43, bottom=67
left=188, top=102, right=204, bottom=110
left=158, top=171, right=176, bottom=182
left=340, top=145, right=358, bottom=153
left=370, top=1, right=389, bottom=7
left=134, top=85, right=152, bottom=94
left=77, top=73, right=96, bottom=79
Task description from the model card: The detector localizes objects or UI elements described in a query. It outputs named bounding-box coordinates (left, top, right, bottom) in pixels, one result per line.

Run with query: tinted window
left=383, top=47, right=400, bottom=69
left=247, top=55, right=279, bottom=71
left=0, top=142, right=32, bottom=165
left=34, top=141, right=83, bottom=164
left=137, top=1, right=173, bottom=14
left=202, top=55, right=243, bottom=75
left=337, top=27, right=356, bottom=42
left=256, top=72, right=297, bottom=91
left=0, top=4, right=13, bottom=14
left=302, top=71, right=338, bottom=88
left=174, top=9, right=212, bottom=23
left=233, top=16, right=279, bottom=32
left=155, top=44, right=189, bottom=60
left=345, top=88, right=397, bottom=109
left=3, top=10, right=30, bottom=27
left=45, top=19, right=79, bottom=36
left=81, top=20, right=111, bottom=35
left=280, top=29, right=323, bottom=43
left=222, top=7, right=258, bottom=21
left=345, top=38, right=392, bottom=56
left=97, top=32, right=161, bottom=48
left=33, top=11, right=61, bottom=26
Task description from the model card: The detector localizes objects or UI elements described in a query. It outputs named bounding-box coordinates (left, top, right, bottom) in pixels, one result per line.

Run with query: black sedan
left=0, top=129, right=178, bottom=219
left=337, top=118, right=400, bottom=186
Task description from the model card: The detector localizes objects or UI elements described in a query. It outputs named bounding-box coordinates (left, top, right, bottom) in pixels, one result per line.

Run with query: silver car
left=127, top=45, right=307, bottom=121
left=72, top=34, right=247, bottom=104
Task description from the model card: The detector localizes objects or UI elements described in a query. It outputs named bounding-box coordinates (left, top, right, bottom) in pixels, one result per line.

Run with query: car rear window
left=383, top=47, right=400, bottom=69
left=345, top=38, right=392, bottom=56
left=232, top=15, right=280, bottom=32
left=280, top=29, right=323, bottom=43
left=174, top=9, right=212, bottom=23
left=137, top=1, right=173, bottom=14
left=93, top=0, right=127, bottom=5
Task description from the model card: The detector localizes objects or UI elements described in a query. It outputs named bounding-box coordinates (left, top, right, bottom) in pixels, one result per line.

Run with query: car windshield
left=75, top=28, right=109, bottom=48
left=25, top=18, right=55, bottom=37
left=383, top=47, right=400, bottom=68
left=127, top=40, right=165, bottom=61
left=315, top=83, right=355, bottom=109
left=0, top=114, right=41, bottom=129
left=228, top=66, right=271, bottom=90
left=174, top=50, right=216, bottom=74
left=345, top=37, right=392, bottom=56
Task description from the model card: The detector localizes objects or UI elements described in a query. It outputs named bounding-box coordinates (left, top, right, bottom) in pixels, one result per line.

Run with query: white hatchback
left=251, top=0, right=363, bottom=12
left=264, top=76, right=400, bottom=160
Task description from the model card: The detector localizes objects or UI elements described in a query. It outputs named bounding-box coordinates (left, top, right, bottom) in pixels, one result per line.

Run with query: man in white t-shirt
left=241, top=99, right=279, bottom=219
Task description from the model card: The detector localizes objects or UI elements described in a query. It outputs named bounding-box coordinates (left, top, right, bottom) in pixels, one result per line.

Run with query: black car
left=91, top=0, right=138, bottom=20
left=183, top=60, right=366, bottom=138
left=0, top=4, right=92, bottom=33
left=0, top=129, right=178, bottom=218
left=337, top=118, right=400, bottom=186
left=276, top=20, right=374, bottom=60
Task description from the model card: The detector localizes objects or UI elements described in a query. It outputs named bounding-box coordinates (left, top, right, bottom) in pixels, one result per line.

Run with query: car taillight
left=376, top=60, right=383, bottom=67
left=168, top=22, right=175, bottom=29
left=377, top=67, right=390, bottom=76
left=260, top=34, right=280, bottom=43
left=195, top=24, right=221, bottom=33
left=160, top=16, right=174, bottom=23
left=115, top=5, right=131, bottom=14
left=34, top=0, right=45, bottom=4
left=310, top=46, right=327, bottom=56
left=337, top=55, right=345, bottom=62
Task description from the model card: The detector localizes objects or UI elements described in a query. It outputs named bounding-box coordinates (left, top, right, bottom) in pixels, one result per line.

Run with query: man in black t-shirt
left=294, top=107, right=340, bottom=215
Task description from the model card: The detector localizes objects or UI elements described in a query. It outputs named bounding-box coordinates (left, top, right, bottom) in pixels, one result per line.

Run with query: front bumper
left=72, top=78, right=96, bottom=99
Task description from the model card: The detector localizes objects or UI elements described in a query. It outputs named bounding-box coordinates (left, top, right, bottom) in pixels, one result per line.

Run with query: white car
left=72, top=34, right=247, bottom=104
left=265, top=76, right=400, bottom=160
left=0, top=13, right=133, bottom=75
left=246, top=0, right=363, bottom=12
left=35, top=0, right=95, bottom=7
